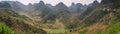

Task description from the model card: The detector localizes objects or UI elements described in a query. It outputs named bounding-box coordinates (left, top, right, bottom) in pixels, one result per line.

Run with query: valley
left=0, top=0, right=120, bottom=34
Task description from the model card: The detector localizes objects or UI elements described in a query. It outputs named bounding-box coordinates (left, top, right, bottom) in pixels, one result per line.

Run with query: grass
left=98, top=8, right=120, bottom=34
left=99, top=22, right=120, bottom=34
left=79, top=29, right=88, bottom=34
left=0, top=22, right=14, bottom=34
left=49, top=29, right=70, bottom=34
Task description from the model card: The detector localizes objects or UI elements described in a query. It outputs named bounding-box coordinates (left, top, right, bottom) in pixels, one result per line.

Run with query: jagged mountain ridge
left=0, top=1, right=28, bottom=11
left=0, top=0, right=117, bottom=34
left=0, top=1, right=100, bottom=16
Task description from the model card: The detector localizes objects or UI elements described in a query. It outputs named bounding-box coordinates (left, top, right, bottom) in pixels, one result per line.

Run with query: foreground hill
left=0, top=9, right=46, bottom=34
left=77, top=0, right=120, bottom=34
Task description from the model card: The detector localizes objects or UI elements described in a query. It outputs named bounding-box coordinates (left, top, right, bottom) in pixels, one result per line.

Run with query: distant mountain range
left=0, top=0, right=120, bottom=34
left=0, top=0, right=99, bottom=13
left=0, top=0, right=100, bottom=23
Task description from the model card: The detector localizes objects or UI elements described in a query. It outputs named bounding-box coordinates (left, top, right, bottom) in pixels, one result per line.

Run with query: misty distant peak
left=83, top=4, right=87, bottom=6
left=93, top=0, right=99, bottom=4
left=55, top=2, right=68, bottom=10
left=28, top=3, right=32, bottom=5
left=71, top=3, right=75, bottom=5
left=46, top=4, right=52, bottom=6
left=76, top=3, right=83, bottom=7
left=56, top=2, right=67, bottom=7
left=39, top=1, right=45, bottom=5
left=57, top=2, right=65, bottom=5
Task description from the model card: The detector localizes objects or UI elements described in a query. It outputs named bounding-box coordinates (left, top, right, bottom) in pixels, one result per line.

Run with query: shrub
left=0, top=22, right=14, bottom=34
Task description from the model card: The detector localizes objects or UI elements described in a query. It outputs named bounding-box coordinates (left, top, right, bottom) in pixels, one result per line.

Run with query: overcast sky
left=0, top=0, right=102, bottom=6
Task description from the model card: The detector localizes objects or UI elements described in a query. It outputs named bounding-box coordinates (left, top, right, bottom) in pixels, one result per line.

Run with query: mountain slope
left=0, top=9, right=46, bottom=34
left=99, top=8, right=120, bottom=34
left=0, top=22, right=14, bottom=34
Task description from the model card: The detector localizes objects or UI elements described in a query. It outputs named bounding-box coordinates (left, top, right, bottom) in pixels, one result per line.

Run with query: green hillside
left=0, top=22, right=14, bottom=34
left=0, top=9, right=46, bottom=34
left=99, top=8, right=120, bottom=34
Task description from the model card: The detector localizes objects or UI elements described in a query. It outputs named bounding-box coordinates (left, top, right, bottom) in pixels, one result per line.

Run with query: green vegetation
left=99, top=22, right=120, bottom=34
left=0, top=9, right=47, bottom=34
left=0, top=22, right=14, bottom=34
left=79, top=29, right=88, bottom=34
left=98, top=8, right=120, bottom=34
left=49, top=29, right=70, bottom=34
